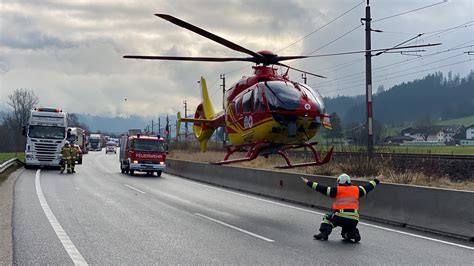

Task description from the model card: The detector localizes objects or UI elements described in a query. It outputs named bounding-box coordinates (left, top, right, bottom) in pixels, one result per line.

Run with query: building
left=466, top=125, right=474, bottom=140
left=401, top=125, right=464, bottom=144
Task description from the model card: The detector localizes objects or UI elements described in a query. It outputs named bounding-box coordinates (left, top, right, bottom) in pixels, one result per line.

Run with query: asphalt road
left=13, top=150, right=474, bottom=264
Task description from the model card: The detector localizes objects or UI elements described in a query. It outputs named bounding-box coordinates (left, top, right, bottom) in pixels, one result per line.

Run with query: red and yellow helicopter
left=124, top=14, right=439, bottom=168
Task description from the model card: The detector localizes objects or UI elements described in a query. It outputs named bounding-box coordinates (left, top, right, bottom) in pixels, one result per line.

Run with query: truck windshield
left=132, top=139, right=166, bottom=152
left=90, top=139, right=100, bottom=143
left=28, top=125, right=65, bottom=139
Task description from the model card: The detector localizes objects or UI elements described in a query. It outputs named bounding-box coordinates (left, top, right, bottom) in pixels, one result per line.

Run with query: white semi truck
left=24, top=107, right=68, bottom=168
left=89, top=133, right=102, bottom=151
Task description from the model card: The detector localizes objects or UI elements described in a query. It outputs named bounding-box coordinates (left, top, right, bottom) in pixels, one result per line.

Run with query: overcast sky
left=1, top=0, right=473, bottom=118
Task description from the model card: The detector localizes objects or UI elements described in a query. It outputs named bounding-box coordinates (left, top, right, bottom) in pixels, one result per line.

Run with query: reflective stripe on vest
left=332, top=185, right=359, bottom=210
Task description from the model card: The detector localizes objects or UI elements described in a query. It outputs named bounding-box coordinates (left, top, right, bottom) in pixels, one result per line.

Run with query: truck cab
left=89, top=134, right=102, bottom=151
left=24, top=107, right=67, bottom=168
left=119, top=134, right=167, bottom=177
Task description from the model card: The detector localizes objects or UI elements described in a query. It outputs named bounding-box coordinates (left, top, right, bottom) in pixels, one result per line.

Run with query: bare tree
left=8, top=88, right=39, bottom=130
left=1, top=89, right=39, bottom=152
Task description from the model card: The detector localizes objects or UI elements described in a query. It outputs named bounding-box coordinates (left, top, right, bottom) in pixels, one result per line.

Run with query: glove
left=374, top=178, right=380, bottom=184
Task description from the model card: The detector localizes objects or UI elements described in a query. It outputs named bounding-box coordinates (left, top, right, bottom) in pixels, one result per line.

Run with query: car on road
left=105, top=141, right=117, bottom=154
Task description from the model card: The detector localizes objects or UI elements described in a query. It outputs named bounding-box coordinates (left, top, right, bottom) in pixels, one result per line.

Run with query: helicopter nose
left=300, top=98, right=320, bottom=118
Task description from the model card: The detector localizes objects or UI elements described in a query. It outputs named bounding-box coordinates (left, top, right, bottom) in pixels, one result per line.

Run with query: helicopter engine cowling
left=193, top=103, right=215, bottom=152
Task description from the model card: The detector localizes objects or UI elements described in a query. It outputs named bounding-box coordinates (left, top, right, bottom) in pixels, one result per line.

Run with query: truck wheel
left=156, top=171, right=162, bottom=177
left=129, top=170, right=134, bottom=175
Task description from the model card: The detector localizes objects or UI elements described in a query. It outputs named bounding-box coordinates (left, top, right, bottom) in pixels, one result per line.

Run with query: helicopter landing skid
left=274, top=142, right=334, bottom=169
left=212, top=141, right=264, bottom=165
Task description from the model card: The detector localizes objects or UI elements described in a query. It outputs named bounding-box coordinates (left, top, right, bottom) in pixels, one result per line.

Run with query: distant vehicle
left=73, top=144, right=83, bottom=164
left=23, top=107, right=68, bottom=168
left=119, top=134, right=167, bottom=177
left=105, top=141, right=117, bottom=154
left=68, top=127, right=88, bottom=154
left=128, top=129, right=142, bottom=136
left=89, top=134, right=102, bottom=151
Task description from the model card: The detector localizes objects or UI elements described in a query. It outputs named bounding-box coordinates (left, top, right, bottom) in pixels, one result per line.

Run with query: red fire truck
left=119, top=134, right=167, bottom=177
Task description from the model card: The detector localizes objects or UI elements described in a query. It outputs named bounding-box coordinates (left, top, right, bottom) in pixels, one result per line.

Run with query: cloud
left=1, top=0, right=473, bottom=118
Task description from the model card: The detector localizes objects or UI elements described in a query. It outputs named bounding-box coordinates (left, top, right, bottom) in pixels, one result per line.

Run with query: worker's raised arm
left=301, top=177, right=337, bottom=198
left=358, top=176, right=381, bottom=197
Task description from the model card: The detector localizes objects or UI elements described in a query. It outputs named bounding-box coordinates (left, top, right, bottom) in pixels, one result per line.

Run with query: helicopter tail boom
left=176, top=77, right=225, bottom=152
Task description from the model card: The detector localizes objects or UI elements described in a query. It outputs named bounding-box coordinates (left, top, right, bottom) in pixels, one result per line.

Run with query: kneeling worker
left=301, top=174, right=381, bottom=242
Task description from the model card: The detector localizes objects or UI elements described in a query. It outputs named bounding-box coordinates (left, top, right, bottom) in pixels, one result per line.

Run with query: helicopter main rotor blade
left=307, top=43, right=441, bottom=58
left=155, top=14, right=264, bottom=60
left=276, top=63, right=326, bottom=78
left=124, top=55, right=256, bottom=62
left=272, top=55, right=311, bottom=62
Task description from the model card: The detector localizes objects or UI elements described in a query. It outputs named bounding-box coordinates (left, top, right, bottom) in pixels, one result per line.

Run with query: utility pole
left=220, top=74, right=227, bottom=147
left=362, top=0, right=374, bottom=159
left=158, top=117, right=161, bottom=136
left=151, top=120, right=154, bottom=134
left=301, top=73, right=307, bottom=84
left=166, top=114, right=170, bottom=143
left=183, top=100, right=188, bottom=140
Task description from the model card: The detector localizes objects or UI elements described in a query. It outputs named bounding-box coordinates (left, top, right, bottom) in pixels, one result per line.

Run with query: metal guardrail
left=0, top=158, right=20, bottom=174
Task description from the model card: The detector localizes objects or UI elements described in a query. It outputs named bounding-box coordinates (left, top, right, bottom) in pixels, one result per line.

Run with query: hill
left=323, top=71, right=474, bottom=126
left=76, top=114, right=177, bottom=135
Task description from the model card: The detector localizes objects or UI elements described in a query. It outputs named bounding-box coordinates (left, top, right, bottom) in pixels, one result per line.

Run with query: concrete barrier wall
left=165, top=159, right=474, bottom=239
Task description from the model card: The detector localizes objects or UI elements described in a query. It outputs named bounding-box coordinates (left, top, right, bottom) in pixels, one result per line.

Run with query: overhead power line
left=372, top=0, right=448, bottom=23
left=318, top=59, right=471, bottom=94
left=277, top=0, right=365, bottom=53
left=224, top=1, right=365, bottom=76
left=310, top=21, right=473, bottom=76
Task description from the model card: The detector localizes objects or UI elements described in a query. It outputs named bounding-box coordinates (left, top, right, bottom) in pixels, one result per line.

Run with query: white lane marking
left=359, top=223, right=474, bottom=250
left=124, top=184, right=146, bottom=194
left=195, top=213, right=274, bottom=243
left=35, top=170, right=88, bottom=265
left=168, top=174, right=474, bottom=250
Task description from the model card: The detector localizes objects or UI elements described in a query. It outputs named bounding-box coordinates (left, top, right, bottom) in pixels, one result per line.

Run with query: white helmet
left=337, top=173, right=351, bottom=185
left=64, top=141, right=70, bottom=145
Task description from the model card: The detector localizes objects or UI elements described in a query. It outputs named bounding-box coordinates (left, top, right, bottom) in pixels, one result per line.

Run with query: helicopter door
left=253, top=86, right=266, bottom=113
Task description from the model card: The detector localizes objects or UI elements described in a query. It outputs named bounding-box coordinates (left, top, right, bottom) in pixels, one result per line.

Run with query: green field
left=380, top=115, right=474, bottom=138
left=375, top=145, right=474, bottom=155
left=0, top=152, right=24, bottom=164
left=435, top=115, right=474, bottom=127
left=315, top=145, right=474, bottom=155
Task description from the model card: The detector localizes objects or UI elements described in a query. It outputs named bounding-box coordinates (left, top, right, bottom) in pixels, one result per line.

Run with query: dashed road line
left=35, top=170, right=88, bottom=265
left=195, top=213, right=275, bottom=243
left=169, top=174, right=474, bottom=250
left=124, top=184, right=146, bottom=194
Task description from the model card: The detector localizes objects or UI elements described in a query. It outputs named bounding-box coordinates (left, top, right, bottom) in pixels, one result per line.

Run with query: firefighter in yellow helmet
left=70, top=143, right=79, bottom=173
left=60, top=141, right=72, bottom=174
left=301, top=173, right=381, bottom=243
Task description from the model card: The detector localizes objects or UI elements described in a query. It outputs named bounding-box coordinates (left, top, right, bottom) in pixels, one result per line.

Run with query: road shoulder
left=0, top=167, right=23, bottom=265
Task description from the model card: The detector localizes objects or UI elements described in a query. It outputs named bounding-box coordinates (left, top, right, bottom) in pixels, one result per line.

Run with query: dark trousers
left=319, top=213, right=359, bottom=239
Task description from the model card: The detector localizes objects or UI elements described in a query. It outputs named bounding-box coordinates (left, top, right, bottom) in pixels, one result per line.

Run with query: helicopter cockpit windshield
left=299, top=83, right=326, bottom=114
left=264, top=81, right=301, bottom=112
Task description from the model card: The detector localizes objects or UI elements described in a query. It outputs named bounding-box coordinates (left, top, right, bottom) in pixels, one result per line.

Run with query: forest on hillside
left=323, top=71, right=474, bottom=126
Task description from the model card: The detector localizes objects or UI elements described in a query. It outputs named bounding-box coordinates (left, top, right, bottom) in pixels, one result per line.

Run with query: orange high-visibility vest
left=332, top=185, right=359, bottom=210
